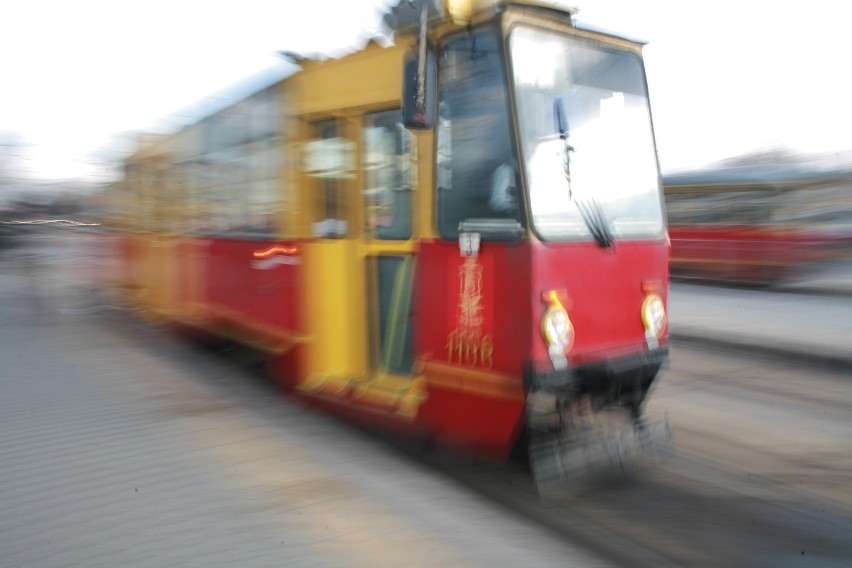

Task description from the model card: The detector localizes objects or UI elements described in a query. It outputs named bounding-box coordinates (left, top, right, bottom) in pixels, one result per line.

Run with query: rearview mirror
left=402, top=47, right=437, bottom=130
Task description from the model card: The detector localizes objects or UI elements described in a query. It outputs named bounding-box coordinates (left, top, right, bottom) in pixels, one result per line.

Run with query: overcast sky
left=1, top=0, right=850, bottom=181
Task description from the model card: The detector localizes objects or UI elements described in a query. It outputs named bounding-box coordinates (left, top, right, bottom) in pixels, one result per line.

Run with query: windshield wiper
left=553, top=98, right=613, bottom=248
left=554, top=97, right=574, bottom=199
left=576, top=198, right=614, bottom=248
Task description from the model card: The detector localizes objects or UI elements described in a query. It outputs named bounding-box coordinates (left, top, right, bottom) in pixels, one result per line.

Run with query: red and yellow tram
left=107, top=0, right=671, bottom=482
left=665, top=165, right=852, bottom=284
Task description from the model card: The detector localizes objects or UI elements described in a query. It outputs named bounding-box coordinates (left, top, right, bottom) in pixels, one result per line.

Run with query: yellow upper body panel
left=289, top=40, right=412, bottom=117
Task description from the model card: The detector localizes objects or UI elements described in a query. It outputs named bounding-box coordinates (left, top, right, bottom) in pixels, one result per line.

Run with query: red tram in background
left=665, top=165, right=852, bottom=284
left=107, top=0, right=672, bottom=486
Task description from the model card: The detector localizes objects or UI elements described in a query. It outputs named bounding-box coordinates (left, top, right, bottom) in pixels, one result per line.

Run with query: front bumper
left=524, top=346, right=670, bottom=394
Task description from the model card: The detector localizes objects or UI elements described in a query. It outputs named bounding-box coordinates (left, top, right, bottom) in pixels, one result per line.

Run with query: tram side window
left=139, top=169, right=155, bottom=232
left=665, top=186, right=771, bottom=225
left=239, top=138, right=280, bottom=235
left=241, top=92, right=284, bottom=236
left=773, top=183, right=852, bottom=227
left=180, top=160, right=206, bottom=233
left=306, top=119, right=353, bottom=238
left=222, top=146, right=250, bottom=231
left=362, top=110, right=414, bottom=240
left=436, top=26, right=522, bottom=239
left=123, top=164, right=143, bottom=231
left=191, top=95, right=284, bottom=239
left=147, top=169, right=167, bottom=232
left=163, top=166, right=180, bottom=233
left=197, top=113, right=251, bottom=234
left=193, top=154, right=217, bottom=234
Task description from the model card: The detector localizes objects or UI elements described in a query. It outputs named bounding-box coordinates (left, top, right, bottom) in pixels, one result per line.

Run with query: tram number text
left=446, top=330, right=494, bottom=370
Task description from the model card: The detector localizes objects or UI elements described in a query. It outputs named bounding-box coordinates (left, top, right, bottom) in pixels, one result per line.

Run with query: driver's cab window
left=436, top=26, right=523, bottom=239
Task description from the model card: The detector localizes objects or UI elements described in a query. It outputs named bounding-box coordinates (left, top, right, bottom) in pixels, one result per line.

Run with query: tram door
left=301, top=109, right=419, bottom=412
left=360, top=109, right=417, bottom=384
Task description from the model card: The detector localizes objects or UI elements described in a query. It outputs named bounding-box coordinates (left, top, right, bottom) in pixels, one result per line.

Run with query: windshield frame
left=500, top=9, right=667, bottom=244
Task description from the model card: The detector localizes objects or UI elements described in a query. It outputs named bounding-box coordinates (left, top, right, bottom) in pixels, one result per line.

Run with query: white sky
left=1, top=0, right=851, bottom=181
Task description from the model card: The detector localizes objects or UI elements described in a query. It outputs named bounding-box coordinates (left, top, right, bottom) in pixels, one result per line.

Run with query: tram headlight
left=541, top=306, right=574, bottom=370
left=641, top=294, right=666, bottom=338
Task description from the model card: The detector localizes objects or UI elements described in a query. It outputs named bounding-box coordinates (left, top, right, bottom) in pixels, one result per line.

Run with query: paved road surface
left=2, top=232, right=850, bottom=567
left=0, top=266, right=613, bottom=568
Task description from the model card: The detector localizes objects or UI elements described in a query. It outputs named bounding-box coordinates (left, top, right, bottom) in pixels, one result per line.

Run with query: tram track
left=403, top=448, right=685, bottom=568
left=670, top=333, right=852, bottom=373
left=389, top=344, right=852, bottom=567
left=668, top=280, right=852, bottom=373
left=398, top=422, right=852, bottom=567
left=660, top=352, right=852, bottom=418
left=671, top=277, right=852, bottom=299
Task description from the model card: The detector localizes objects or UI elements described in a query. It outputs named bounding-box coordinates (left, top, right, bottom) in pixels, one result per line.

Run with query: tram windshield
left=509, top=25, right=665, bottom=242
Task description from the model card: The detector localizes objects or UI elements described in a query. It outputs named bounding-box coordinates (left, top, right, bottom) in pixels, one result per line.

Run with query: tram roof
left=663, top=164, right=852, bottom=187
left=385, top=0, right=577, bottom=33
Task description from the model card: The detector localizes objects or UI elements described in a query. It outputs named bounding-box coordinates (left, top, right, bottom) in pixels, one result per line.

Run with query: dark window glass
left=372, top=256, right=414, bottom=375
left=363, top=110, right=414, bottom=240
left=436, top=26, right=522, bottom=239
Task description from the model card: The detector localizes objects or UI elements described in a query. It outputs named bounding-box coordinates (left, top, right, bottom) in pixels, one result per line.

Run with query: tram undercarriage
left=525, top=350, right=673, bottom=490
